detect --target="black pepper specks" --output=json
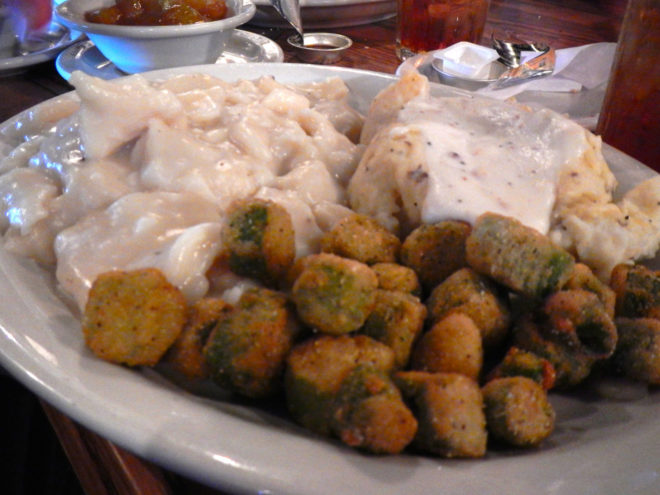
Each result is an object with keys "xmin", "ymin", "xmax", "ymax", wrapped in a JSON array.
[
  {"xmin": 407, "ymin": 166, "xmax": 428, "ymax": 184},
  {"xmin": 448, "ymin": 151, "xmax": 466, "ymax": 166}
]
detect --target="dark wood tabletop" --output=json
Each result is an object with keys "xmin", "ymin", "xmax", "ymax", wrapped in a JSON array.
[{"xmin": 1, "ymin": 1, "xmax": 631, "ymax": 494}]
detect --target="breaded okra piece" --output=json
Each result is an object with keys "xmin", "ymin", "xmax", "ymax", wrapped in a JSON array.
[
  {"xmin": 482, "ymin": 376, "xmax": 555, "ymax": 448},
  {"xmin": 426, "ymin": 267, "xmax": 511, "ymax": 350},
  {"xmin": 359, "ymin": 289, "xmax": 427, "ymax": 369},
  {"xmin": 610, "ymin": 263, "xmax": 660, "ymax": 320},
  {"xmin": 613, "ymin": 318, "xmax": 660, "ymax": 385},
  {"xmin": 166, "ymin": 297, "xmax": 233, "ymax": 380},
  {"xmin": 222, "ymin": 198, "xmax": 295, "ymax": 285},
  {"xmin": 371, "ymin": 262, "xmax": 422, "ymax": 297},
  {"xmin": 466, "ymin": 213, "xmax": 575, "ymax": 299},
  {"xmin": 400, "ymin": 220, "xmax": 471, "ymax": 292},
  {"xmin": 292, "ymin": 253, "xmax": 378, "ymax": 334},
  {"xmin": 320, "ymin": 213, "xmax": 401, "ymax": 264},
  {"xmin": 82, "ymin": 268, "xmax": 187, "ymax": 367},
  {"xmin": 394, "ymin": 371, "xmax": 487, "ymax": 458},
  {"xmin": 285, "ymin": 334, "xmax": 396, "ymax": 435},
  {"xmin": 203, "ymin": 288, "xmax": 298, "ymax": 398},
  {"xmin": 410, "ymin": 313, "xmax": 483, "ymax": 381},
  {"xmin": 331, "ymin": 365, "xmax": 417, "ymax": 454},
  {"xmin": 563, "ymin": 263, "xmax": 616, "ymax": 318},
  {"xmin": 512, "ymin": 312, "xmax": 595, "ymax": 389},
  {"xmin": 543, "ymin": 289, "xmax": 618, "ymax": 360},
  {"xmin": 487, "ymin": 346, "xmax": 556, "ymax": 390}
]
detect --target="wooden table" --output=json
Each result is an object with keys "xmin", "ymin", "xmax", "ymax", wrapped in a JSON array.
[{"xmin": 1, "ymin": 1, "xmax": 629, "ymax": 493}]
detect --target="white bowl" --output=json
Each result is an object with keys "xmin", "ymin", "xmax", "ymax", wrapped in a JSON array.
[{"xmin": 55, "ymin": 0, "xmax": 256, "ymax": 74}]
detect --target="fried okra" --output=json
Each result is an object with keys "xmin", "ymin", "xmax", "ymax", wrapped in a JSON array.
[
  {"xmin": 613, "ymin": 318, "xmax": 660, "ymax": 385},
  {"xmin": 166, "ymin": 297, "xmax": 232, "ymax": 380},
  {"xmin": 222, "ymin": 198, "xmax": 295, "ymax": 285},
  {"xmin": 410, "ymin": 313, "xmax": 483, "ymax": 381},
  {"xmin": 400, "ymin": 221, "xmax": 471, "ymax": 292},
  {"xmin": 542, "ymin": 289, "xmax": 618, "ymax": 361},
  {"xmin": 371, "ymin": 262, "xmax": 422, "ymax": 297},
  {"xmin": 203, "ymin": 288, "xmax": 298, "ymax": 398},
  {"xmin": 394, "ymin": 371, "xmax": 487, "ymax": 458},
  {"xmin": 466, "ymin": 213, "xmax": 575, "ymax": 299},
  {"xmin": 512, "ymin": 288, "xmax": 617, "ymax": 389},
  {"xmin": 482, "ymin": 376, "xmax": 555, "ymax": 448},
  {"xmin": 487, "ymin": 346, "xmax": 556, "ymax": 390},
  {"xmin": 610, "ymin": 263, "xmax": 660, "ymax": 320},
  {"xmin": 563, "ymin": 263, "xmax": 616, "ymax": 318},
  {"xmin": 426, "ymin": 267, "xmax": 511, "ymax": 350},
  {"xmin": 320, "ymin": 213, "xmax": 401, "ymax": 264},
  {"xmin": 331, "ymin": 365, "xmax": 417, "ymax": 454},
  {"xmin": 82, "ymin": 268, "xmax": 187, "ymax": 367},
  {"xmin": 285, "ymin": 334, "xmax": 396, "ymax": 435},
  {"xmin": 513, "ymin": 312, "xmax": 594, "ymax": 388},
  {"xmin": 291, "ymin": 253, "xmax": 378, "ymax": 334},
  {"xmin": 359, "ymin": 289, "xmax": 427, "ymax": 368}
]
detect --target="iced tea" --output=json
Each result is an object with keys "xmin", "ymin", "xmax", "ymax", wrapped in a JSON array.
[
  {"xmin": 396, "ymin": 0, "xmax": 490, "ymax": 60},
  {"xmin": 596, "ymin": 0, "xmax": 660, "ymax": 170}
]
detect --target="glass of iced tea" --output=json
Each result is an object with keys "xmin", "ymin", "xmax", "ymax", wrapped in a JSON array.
[
  {"xmin": 596, "ymin": 0, "xmax": 660, "ymax": 170},
  {"xmin": 396, "ymin": 0, "xmax": 490, "ymax": 61}
]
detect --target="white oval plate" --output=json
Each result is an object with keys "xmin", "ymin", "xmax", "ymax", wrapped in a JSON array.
[
  {"xmin": 251, "ymin": 0, "xmax": 395, "ymax": 28},
  {"xmin": 55, "ymin": 31, "xmax": 283, "ymax": 80},
  {"xmin": 0, "ymin": 64, "xmax": 659, "ymax": 495}
]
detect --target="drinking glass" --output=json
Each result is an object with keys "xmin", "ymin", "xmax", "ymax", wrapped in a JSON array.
[
  {"xmin": 396, "ymin": 0, "xmax": 490, "ymax": 61},
  {"xmin": 596, "ymin": 0, "xmax": 660, "ymax": 169}
]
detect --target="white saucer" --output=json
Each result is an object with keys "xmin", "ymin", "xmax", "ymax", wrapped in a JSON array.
[
  {"xmin": 0, "ymin": 18, "xmax": 83, "ymax": 75},
  {"xmin": 55, "ymin": 30, "xmax": 284, "ymax": 80}
]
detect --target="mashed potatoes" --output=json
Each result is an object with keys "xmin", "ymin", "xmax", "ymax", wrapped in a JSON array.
[{"xmin": 0, "ymin": 70, "xmax": 658, "ymax": 310}]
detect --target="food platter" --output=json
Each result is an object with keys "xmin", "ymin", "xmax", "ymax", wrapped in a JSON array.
[
  {"xmin": 250, "ymin": 0, "xmax": 396, "ymax": 28},
  {"xmin": 0, "ymin": 64, "xmax": 659, "ymax": 495}
]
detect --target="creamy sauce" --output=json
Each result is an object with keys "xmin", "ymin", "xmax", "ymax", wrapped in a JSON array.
[
  {"xmin": 349, "ymin": 93, "xmax": 596, "ymax": 235},
  {"xmin": 397, "ymin": 97, "xmax": 575, "ymax": 234},
  {"xmin": 400, "ymin": 129, "xmax": 554, "ymax": 234}
]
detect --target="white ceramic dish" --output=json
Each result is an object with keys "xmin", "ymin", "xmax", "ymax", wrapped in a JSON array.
[
  {"xmin": 54, "ymin": 0, "xmax": 256, "ymax": 73},
  {"xmin": 55, "ymin": 32, "xmax": 283, "ymax": 80},
  {"xmin": 0, "ymin": 17, "xmax": 83, "ymax": 75},
  {"xmin": 1, "ymin": 64, "xmax": 659, "ymax": 495},
  {"xmin": 251, "ymin": 0, "xmax": 395, "ymax": 28}
]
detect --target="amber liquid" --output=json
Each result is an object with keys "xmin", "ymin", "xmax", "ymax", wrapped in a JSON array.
[
  {"xmin": 596, "ymin": 0, "xmax": 660, "ymax": 170},
  {"xmin": 396, "ymin": 0, "xmax": 490, "ymax": 60}
]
